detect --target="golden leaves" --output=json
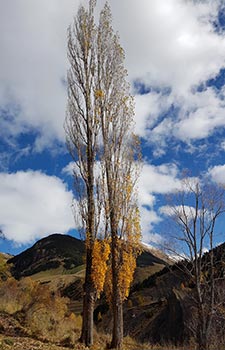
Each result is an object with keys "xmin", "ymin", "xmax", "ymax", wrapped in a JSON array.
[
  {"xmin": 118, "ymin": 251, "xmax": 136, "ymax": 300},
  {"xmin": 94, "ymin": 89, "xmax": 104, "ymax": 99},
  {"xmin": 91, "ymin": 239, "xmax": 110, "ymax": 297},
  {"xmin": 104, "ymin": 243, "xmax": 140, "ymax": 303}
]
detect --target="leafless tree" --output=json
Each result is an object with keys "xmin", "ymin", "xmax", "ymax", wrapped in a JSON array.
[{"xmin": 164, "ymin": 178, "xmax": 225, "ymax": 350}]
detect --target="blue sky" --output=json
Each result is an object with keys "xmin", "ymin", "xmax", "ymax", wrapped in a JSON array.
[{"xmin": 1, "ymin": 0, "xmax": 225, "ymax": 255}]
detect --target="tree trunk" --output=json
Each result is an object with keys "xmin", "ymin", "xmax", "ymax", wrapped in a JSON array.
[
  {"xmin": 111, "ymin": 293, "xmax": 123, "ymax": 349},
  {"xmin": 197, "ymin": 306, "xmax": 209, "ymax": 350},
  {"xmin": 80, "ymin": 247, "xmax": 95, "ymax": 347},
  {"xmin": 110, "ymin": 228, "xmax": 123, "ymax": 349},
  {"xmin": 79, "ymin": 120, "xmax": 96, "ymax": 346},
  {"xmin": 198, "ymin": 330, "xmax": 208, "ymax": 350}
]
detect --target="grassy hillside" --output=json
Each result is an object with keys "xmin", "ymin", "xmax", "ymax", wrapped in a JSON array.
[
  {"xmin": 1, "ymin": 235, "xmax": 225, "ymax": 349},
  {"xmin": 8, "ymin": 234, "xmax": 85, "ymax": 278},
  {"xmin": 0, "ymin": 253, "xmax": 12, "ymax": 281},
  {"xmin": 7, "ymin": 234, "xmax": 168, "ymax": 288}
]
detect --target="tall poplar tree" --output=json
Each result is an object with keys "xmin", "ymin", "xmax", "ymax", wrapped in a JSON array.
[
  {"xmin": 65, "ymin": 1, "xmax": 141, "ymax": 348},
  {"xmin": 95, "ymin": 5, "xmax": 141, "ymax": 348},
  {"xmin": 65, "ymin": 1, "xmax": 99, "ymax": 346}
]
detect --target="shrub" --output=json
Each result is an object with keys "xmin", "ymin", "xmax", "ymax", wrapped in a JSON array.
[{"xmin": 0, "ymin": 276, "xmax": 80, "ymax": 344}]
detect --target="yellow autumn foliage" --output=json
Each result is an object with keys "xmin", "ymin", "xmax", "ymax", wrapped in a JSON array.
[
  {"xmin": 92, "ymin": 240, "xmax": 110, "ymax": 297},
  {"xmin": 125, "ymin": 206, "xmax": 142, "ymax": 251},
  {"xmin": 104, "ymin": 204, "xmax": 141, "ymax": 304},
  {"xmin": 95, "ymin": 89, "xmax": 104, "ymax": 99},
  {"xmin": 118, "ymin": 251, "xmax": 136, "ymax": 300}
]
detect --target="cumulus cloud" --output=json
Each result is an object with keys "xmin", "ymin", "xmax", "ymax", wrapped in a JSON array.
[
  {"xmin": 107, "ymin": 0, "xmax": 225, "ymax": 148},
  {"xmin": 1, "ymin": 0, "xmax": 225, "ymax": 152},
  {"xmin": 144, "ymin": 86, "xmax": 225, "ymax": 149},
  {"xmin": 160, "ymin": 204, "xmax": 197, "ymax": 220},
  {"xmin": 110, "ymin": 0, "xmax": 225, "ymax": 92},
  {"xmin": 134, "ymin": 90, "xmax": 171, "ymax": 139},
  {"xmin": 139, "ymin": 206, "xmax": 163, "ymax": 244},
  {"xmin": 0, "ymin": 171, "xmax": 75, "ymax": 244},
  {"xmin": 174, "ymin": 87, "xmax": 225, "ymax": 141},
  {"xmin": 138, "ymin": 162, "xmax": 183, "ymax": 244},
  {"xmin": 62, "ymin": 161, "xmax": 76, "ymax": 176},
  {"xmin": 138, "ymin": 162, "xmax": 181, "ymax": 206},
  {"xmin": 62, "ymin": 160, "xmax": 102, "ymax": 179},
  {"xmin": 208, "ymin": 164, "xmax": 225, "ymax": 184},
  {"xmin": 0, "ymin": 0, "xmax": 79, "ymax": 151}
]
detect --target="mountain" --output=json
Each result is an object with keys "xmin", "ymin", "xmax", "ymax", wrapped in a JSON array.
[
  {"xmin": 8, "ymin": 233, "xmax": 85, "ymax": 278},
  {"xmin": 8, "ymin": 233, "xmax": 168, "ymax": 279},
  {"xmin": 136, "ymin": 249, "xmax": 167, "ymax": 267},
  {"xmin": 6, "ymin": 233, "xmax": 169, "ymax": 319}
]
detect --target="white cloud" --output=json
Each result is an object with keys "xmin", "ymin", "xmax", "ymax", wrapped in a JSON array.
[
  {"xmin": 138, "ymin": 162, "xmax": 181, "ymax": 207},
  {"xmin": 174, "ymin": 87, "xmax": 225, "ymax": 141},
  {"xmin": 140, "ymin": 206, "xmax": 162, "ymax": 244},
  {"xmin": 138, "ymin": 163, "xmax": 201, "ymax": 244},
  {"xmin": 62, "ymin": 161, "xmax": 76, "ymax": 176},
  {"xmin": 0, "ymin": 0, "xmax": 80, "ymax": 151},
  {"xmin": 138, "ymin": 162, "xmax": 183, "ymax": 244},
  {"xmin": 0, "ymin": 171, "xmax": 75, "ymax": 244},
  {"xmin": 160, "ymin": 204, "xmax": 197, "ymax": 220},
  {"xmin": 208, "ymin": 164, "xmax": 225, "ymax": 184},
  {"xmin": 62, "ymin": 160, "xmax": 102, "ymax": 179},
  {"xmin": 111, "ymin": 0, "xmax": 225, "ymax": 93},
  {"xmin": 144, "ymin": 86, "xmax": 225, "ymax": 147},
  {"xmin": 1, "ymin": 0, "xmax": 225, "ymax": 151},
  {"xmin": 108, "ymin": 0, "xmax": 225, "ymax": 147},
  {"xmin": 134, "ymin": 91, "xmax": 171, "ymax": 139}
]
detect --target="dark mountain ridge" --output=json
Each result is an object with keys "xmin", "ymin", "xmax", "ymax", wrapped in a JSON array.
[
  {"xmin": 7, "ymin": 233, "xmax": 167, "ymax": 279},
  {"xmin": 8, "ymin": 233, "xmax": 85, "ymax": 278}
]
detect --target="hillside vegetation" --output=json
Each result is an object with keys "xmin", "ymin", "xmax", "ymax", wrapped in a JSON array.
[
  {"xmin": 0, "ymin": 234, "xmax": 224, "ymax": 349},
  {"xmin": 8, "ymin": 234, "xmax": 85, "ymax": 278}
]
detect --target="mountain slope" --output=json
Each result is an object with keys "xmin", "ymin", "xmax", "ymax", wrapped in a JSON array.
[
  {"xmin": 8, "ymin": 234, "xmax": 169, "ymax": 279},
  {"xmin": 8, "ymin": 233, "xmax": 85, "ymax": 278},
  {"xmin": 96, "ymin": 242, "xmax": 225, "ymax": 346}
]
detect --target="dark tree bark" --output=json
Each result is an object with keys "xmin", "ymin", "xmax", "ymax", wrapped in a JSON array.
[
  {"xmin": 80, "ymin": 247, "xmax": 95, "ymax": 346},
  {"xmin": 110, "ymin": 235, "xmax": 123, "ymax": 349}
]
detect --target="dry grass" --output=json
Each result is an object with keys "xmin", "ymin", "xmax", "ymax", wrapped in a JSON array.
[
  {"xmin": 0, "ymin": 276, "xmax": 82, "ymax": 345},
  {"xmin": 0, "ymin": 333, "xmax": 223, "ymax": 350},
  {"xmin": 134, "ymin": 264, "xmax": 164, "ymax": 285},
  {"xmin": 0, "ymin": 269, "xmax": 222, "ymax": 350},
  {"xmin": 0, "ymin": 335, "xmax": 73, "ymax": 350},
  {"xmin": 29, "ymin": 265, "xmax": 85, "ymax": 292}
]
